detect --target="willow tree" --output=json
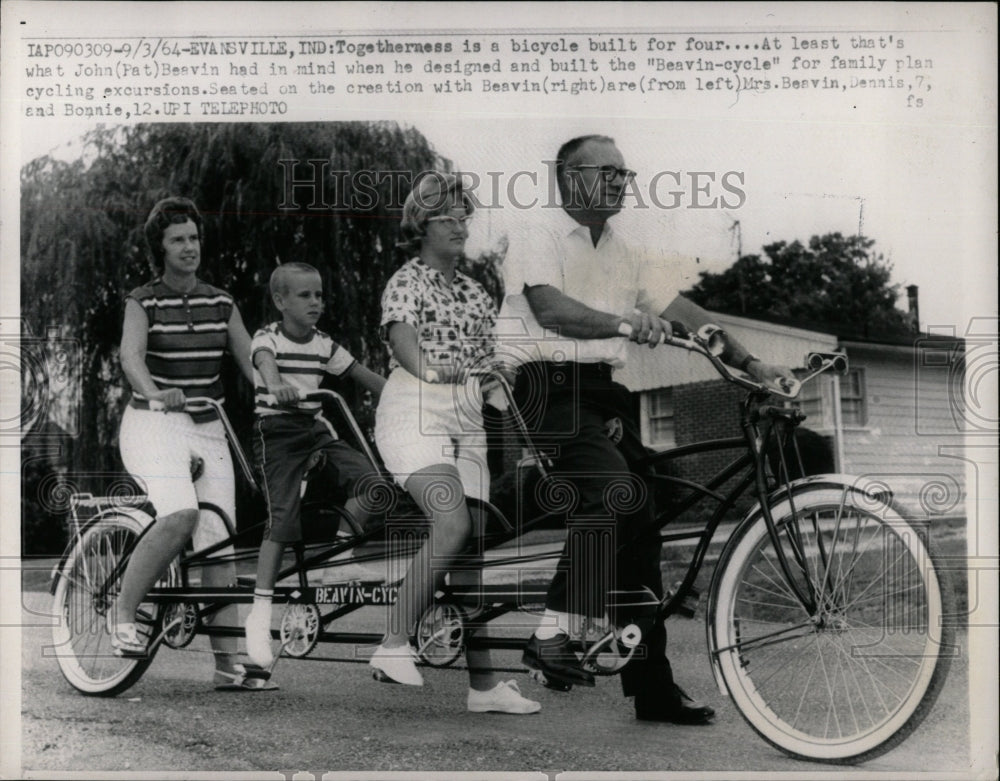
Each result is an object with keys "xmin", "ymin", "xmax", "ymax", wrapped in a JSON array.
[{"xmin": 21, "ymin": 122, "xmax": 447, "ymax": 551}]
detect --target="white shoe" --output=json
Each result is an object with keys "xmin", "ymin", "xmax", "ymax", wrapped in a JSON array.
[
  {"xmin": 468, "ymin": 680, "xmax": 541, "ymax": 714},
  {"xmin": 244, "ymin": 608, "xmax": 274, "ymax": 668},
  {"xmin": 369, "ymin": 643, "xmax": 424, "ymax": 686},
  {"xmin": 109, "ymin": 621, "xmax": 147, "ymax": 657}
]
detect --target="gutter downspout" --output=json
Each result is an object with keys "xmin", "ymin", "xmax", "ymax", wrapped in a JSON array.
[{"xmin": 831, "ymin": 373, "xmax": 845, "ymax": 473}]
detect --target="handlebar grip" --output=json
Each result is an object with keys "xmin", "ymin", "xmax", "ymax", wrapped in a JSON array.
[
  {"xmin": 617, "ymin": 321, "xmax": 669, "ymax": 344},
  {"xmin": 148, "ymin": 396, "xmax": 216, "ymax": 411},
  {"xmin": 259, "ymin": 388, "xmax": 310, "ymax": 405}
]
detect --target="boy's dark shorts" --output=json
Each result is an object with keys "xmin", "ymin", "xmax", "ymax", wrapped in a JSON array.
[{"xmin": 253, "ymin": 413, "xmax": 378, "ymax": 543}]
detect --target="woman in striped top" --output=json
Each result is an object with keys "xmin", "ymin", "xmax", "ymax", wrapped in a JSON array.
[{"xmin": 111, "ymin": 197, "xmax": 261, "ymax": 689}]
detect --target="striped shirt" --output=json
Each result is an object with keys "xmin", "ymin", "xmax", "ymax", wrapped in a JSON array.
[
  {"xmin": 126, "ymin": 278, "xmax": 233, "ymax": 423},
  {"xmin": 251, "ymin": 322, "xmax": 357, "ymax": 417}
]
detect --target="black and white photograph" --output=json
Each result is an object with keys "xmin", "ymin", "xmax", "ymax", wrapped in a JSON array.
[{"xmin": 2, "ymin": 2, "xmax": 996, "ymax": 778}]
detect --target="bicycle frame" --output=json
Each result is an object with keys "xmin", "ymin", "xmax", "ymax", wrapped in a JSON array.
[{"xmin": 57, "ymin": 340, "xmax": 847, "ymax": 662}]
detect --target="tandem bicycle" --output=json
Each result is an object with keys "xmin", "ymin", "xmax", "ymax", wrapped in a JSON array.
[{"xmin": 49, "ymin": 325, "xmax": 954, "ymax": 763}]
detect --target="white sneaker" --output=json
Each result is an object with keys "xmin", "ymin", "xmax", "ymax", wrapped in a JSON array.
[
  {"xmin": 468, "ymin": 680, "xmax": 541, "ymax": 714},
  {"xmin": 109, "ymin": 621, "xmax": 147, "ymax": 657},
  {"xmin": 369, "ymin": 643, "xmax": 424, "ymax": 686},
  {"xmin": 244, "ymin": 608, "xmax": 274, "ymax": 668}
]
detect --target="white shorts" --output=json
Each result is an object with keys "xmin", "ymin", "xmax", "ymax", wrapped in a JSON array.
[
  {"xmin": 374, "ymin": 368, "xmax": 490, "ymax": 500},
  {"xmin": 119, "ymin": 405, "xmax": 235, "ymax": 553}
]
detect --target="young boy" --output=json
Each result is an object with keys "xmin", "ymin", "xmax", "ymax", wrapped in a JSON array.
[{"xmin": 245, "ymin": 262, "xmax": 386, "ymax": 668}]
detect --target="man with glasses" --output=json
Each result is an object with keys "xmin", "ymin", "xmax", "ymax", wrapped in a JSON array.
[{"xmin": 498, "ymin": 134, "xmax": 789, "ymax": 724}]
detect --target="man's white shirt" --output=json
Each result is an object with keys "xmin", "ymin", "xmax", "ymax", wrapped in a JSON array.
[{"xmin": 497, "ymin": 207, "xmax": 687, "ymax": 368}]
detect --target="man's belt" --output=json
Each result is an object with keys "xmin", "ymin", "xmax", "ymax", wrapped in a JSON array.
[{"xmin": 522, "ymin": 360, "xmax": 615, "ymax": 386}]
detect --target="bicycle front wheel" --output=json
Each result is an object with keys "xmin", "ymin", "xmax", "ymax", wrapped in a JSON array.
[
  {"xmin": 709, "ymin": 486, "xmax": 953, "ymax": 763},
  {"xmin": 51, "ymin": 511, "xmax": 174, "ymax": 696}
]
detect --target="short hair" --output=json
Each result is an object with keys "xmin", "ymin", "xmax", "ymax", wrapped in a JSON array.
[
  {"xmin": 397, "ymin": 172, "xmax": 475, "ymax": 252},
  {"xmin": 270, "ymin": 262, "xmax": 321, "ymax": 298},
  {"xmin": 144, "ymin": 197, "xmax": 204, "ymax": 273},
  {"xmin": 555, "ymin": 134, "xmax": 615, "ymax": 200}
]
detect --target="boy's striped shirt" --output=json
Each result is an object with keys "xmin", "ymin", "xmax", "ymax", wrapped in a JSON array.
[
  {"xmin": 251, "ymin": 322, "xmax": 356, "ymax": 417},
  {"xmin": 126, "ymin": 278, "xmax": 233, "ymax": 422}
]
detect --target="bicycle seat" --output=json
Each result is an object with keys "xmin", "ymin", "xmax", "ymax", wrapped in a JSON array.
[{"xmin": 73, "ymin": 493, "xmax": 156, "ymax": 518}]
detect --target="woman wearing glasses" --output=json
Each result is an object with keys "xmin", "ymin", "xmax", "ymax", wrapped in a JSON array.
[{"xmin": 369, "ymin": 173, "xmax": 539, "ymax": 714}]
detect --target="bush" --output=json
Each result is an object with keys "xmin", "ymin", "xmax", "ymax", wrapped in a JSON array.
[{"xmin": 768, "ymin": 427, "xmax": 835, "ymax": 479}]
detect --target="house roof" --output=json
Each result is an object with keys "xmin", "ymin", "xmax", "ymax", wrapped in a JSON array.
[
  {"xmin": 709, "ymin": 311, "xmax": 967, "ymax": 350},
  {"xmin": 616, "ymin": 311, "xmax": 838, "ymax": 392}
]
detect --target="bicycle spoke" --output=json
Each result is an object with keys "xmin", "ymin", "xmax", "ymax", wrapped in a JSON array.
[
  {"xmin": 816, "ymin": 490, "xmax": 850, "ymax": 609},
  {"xmin": 836, "ymin": 635, "xmax": 878, "ymax": 729},
  {"xmin": 830, "ymin": 630, "xmax": 900, "ymax": 722},
  {"xmin": 827, "ymin": 524, "xmax": 880, "ymax": 600},
  {"xmin": 750, "ymin": 556, "xmax": 805, "ymax": 605},
  {"xmin": 788, "ymin": 635, "xmax": 823, "ymax": 730},
  {"xmin": 833, "ymin": 536, "xmax": 907, "ymax": 609},
  {"xmin": 749, "ymin": 631, "xmax": 819, "ymax": 697},
  {"xmin": 716, "ymin": 618, "xmax": 817, "ymax": 654},
  {"xmin": 832, "ymin": 638, "xmax": 861, "ymax": 736}
]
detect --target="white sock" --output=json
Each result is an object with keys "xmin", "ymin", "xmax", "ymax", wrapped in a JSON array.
[
  {"xmin": 251, "ymin": 589, "xmax": 273, "ymax": 619},
  {"xmin": 534, "ymin": 609, "xmax": 573, "ymax": 639}
]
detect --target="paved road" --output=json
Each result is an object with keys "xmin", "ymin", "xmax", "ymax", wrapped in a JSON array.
[{"xmin": 18, "ymin": 588, "xmax": 973, "ymax": 775}]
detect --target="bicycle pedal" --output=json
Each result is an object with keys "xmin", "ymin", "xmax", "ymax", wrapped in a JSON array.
[
  {"xmin": 111, "ymin": 646, "xmax": 148, "ymax": 659},
  {"xmin": 583, "ymin": 625, "xmax": 640, "ymax": 674},
  {"xmin": 528, "ymin": 668, "xmax": 572, "ymax": 692},
  {"xmin": 677, "ymin": 586, "xmax": 701, "ymax": 618},
  {"xmin": 242, "ymin": 663, "xmax": 272, "ymax": 681}
]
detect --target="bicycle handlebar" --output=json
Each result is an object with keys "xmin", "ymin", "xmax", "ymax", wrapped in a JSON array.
[
  {"xmin": 257, "ymin": 388, "xmax": 381, "ymax": 470},
  {"xmin": 147, "ymin": 396, "xmax": 219, "ymax": 412},
  {"xmin": 258, "ymin": 387, "xmax": 326, "ymax": 405},
  {"xmin": 145, "ymin": 389, "xmax": 376, "ymax": 487},
  {"xmin": 616, "ymin": 321, "xmax": 805, "ymax": 400},
  {"xmin": 145, "ymin": 396, "xmax": 257, "ymax": 487}
]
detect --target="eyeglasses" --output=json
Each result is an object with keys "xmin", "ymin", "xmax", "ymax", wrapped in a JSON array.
[
  {"xmin": 565, "ymin": 165, "xmax": 637, "ymax": 182},
  {"xmin": 426, "ymin": 215, "xmax": 473, "ymax": 228}
]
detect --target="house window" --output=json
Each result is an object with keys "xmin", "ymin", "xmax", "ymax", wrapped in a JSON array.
[
  {"xmin": 793, "ymin": 378, "xmax": 825, "ymax": 423},
  {"xmin": 840, "ymin": 368, "xmax": 867, "ymax": 426},
  {"xmin": 644, "ymin": 388, "xmax": 676, "ymax": 448},
  {"xmin": 789, "ymin": 368, "xmax": 867, "ymax": 428}
]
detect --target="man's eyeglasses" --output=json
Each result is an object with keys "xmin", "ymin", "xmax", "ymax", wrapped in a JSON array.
[
  {"xmin": 426, "ymin": 214, "xmax": 473, "ymax": 228},
  {"xmin": 565, "ymin": 165, "xmax": 637, "ymax": 182}
]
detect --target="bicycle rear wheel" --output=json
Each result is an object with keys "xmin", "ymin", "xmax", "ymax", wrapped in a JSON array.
[
  {"xmin": 51, "ymin": 511, "xmax": 175, "ymax": 696},
  {"xmin": 709, "ymin": 486, "xmax": 953, "ymax": 763}
]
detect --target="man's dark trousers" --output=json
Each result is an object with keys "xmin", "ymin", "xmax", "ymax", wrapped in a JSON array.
[{"xmin": 514, "ymin": 360, "xmax": 677, "ymax": 699}]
